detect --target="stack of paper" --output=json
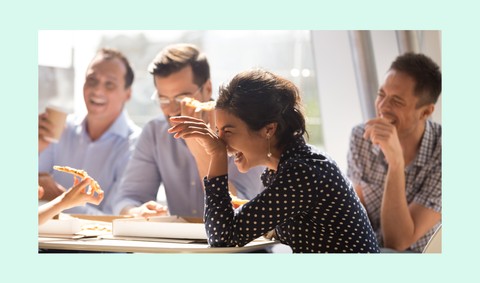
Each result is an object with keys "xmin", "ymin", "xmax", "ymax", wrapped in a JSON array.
[{"xmin": 112, "ymin": 216, "xmax": 207, "ymax": 240}]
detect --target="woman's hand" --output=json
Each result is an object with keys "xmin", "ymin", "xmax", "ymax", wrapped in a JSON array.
[
  {"xmin": 168, "ymin": 116, "xmax": 226, "ymax": 156},
  {"xmin": 61, "ymin": 177, "xmax": 104, "ymax": 209},
  {"xmin": 168, "ymin": 116, "xmax": 228, "ymax": 179},
  {"xmin": 38, "ymin": 177, "xmax": 104, "ymax": 225}
]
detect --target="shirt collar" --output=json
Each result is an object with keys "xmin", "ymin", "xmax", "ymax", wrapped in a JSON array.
[
  {"xmin": 78, "ymin": 110, "xmax": 131, "ymax": 140},
  {"xmin": 261, "ymin": 136, "xmax": 307, "ymax": 186},
  {"xmin": 278, "ymin": 136, "xmax": 308, "ymax": 164},
  {"xmin": 370, "ymin": 120, "xmax": 435, "ymax": 167},
  {"xmin": 412, "ymin": 120, "xmax": 435, "ymax": 167},
  {"xmin": 108, "ymin": 110, "xmax": 132, "ymax": 138}
]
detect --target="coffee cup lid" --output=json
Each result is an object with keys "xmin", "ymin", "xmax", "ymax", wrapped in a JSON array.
[{"xmin": 46, "ymin": 104, "xmax": 70, "ymax": 114}]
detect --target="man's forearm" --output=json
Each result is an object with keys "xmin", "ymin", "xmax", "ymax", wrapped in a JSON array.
[{"xmin": 380, "ymin": 163, "xmax": 415, "ymax": 250}]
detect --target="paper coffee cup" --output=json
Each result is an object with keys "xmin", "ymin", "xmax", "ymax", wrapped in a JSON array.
[{"xmin": 44, "ymin": 105, "xmax": 68, "ymax": 143}]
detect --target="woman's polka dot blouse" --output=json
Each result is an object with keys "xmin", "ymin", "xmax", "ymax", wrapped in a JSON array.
[{"xmin": 203, "ymin": 137, "xmax": 380, "ymax": 253}]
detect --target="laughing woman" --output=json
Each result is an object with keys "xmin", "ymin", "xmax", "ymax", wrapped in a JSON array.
[{"xmin": 168, "ymin": 69, "xmax": 379, "ymax": 253}]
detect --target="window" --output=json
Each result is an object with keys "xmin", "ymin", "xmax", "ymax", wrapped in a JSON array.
[{"xmin": 38, "ymin": 30, "xmax": 324, "ymax": 148}]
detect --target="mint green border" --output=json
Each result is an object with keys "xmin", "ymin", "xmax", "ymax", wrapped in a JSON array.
[{"xmin": 1, "ymin": 1, "xmax": 478, "ymax": 282}]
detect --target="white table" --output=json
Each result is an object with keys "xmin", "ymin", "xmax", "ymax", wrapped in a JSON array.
[{"xmin": 38, "ymin": 236, "xmax": 278, "ymax": 253}]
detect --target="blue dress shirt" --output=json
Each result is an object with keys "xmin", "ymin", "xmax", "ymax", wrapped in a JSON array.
[
  {"xmin": 113, "ymin": 116, "xmax": 265, "ymax": 217},
  {"xmin": 39, "ymin": 110, "xmax": 141, "ymax": 215}
]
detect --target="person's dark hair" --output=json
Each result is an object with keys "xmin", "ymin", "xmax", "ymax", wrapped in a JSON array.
[
  {"xmin": 216, "ymin": 69, "xmax": 307, "ymax": 148},
  {"xmin": 148, "ymin": 43, "xmax": 210, "ymax": 87},
  {"xmin": 96, "ymin": 48, "xmax": 134, "ymax": 89},
  {"xmin": 390, "ymin": 52, "xmax": 442, "ymax": 107}
]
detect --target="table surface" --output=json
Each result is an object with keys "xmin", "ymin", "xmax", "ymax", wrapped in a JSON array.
[
  {"xmin": 38, "ymin": 235, "xmax": 278, "ymax": 253},
  {"xmin": 39, "ymin": 214, "xmax": 279, "ymax": 253}
]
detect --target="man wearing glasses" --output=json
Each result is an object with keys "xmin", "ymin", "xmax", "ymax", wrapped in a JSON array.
[{"xmin": 113, "ymin": 44, "xmax": 264, "ymax": 218}]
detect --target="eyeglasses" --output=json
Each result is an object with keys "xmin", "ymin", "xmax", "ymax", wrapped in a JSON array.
[{"xmin": 151, "ymin": 84, "xmax": 204, "ymax": 107}]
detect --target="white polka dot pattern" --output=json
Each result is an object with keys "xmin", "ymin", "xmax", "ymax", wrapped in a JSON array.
[{"xmin": 204, "ymin": 137, "xmax": 380, "ymax": 253}]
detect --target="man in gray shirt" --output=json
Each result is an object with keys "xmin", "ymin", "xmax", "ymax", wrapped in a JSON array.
[{"xmin": 114, "ymin": 44, "xmax": 264, "ymax": 218}]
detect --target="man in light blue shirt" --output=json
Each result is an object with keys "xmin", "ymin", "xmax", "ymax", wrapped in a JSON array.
[
  {"xmin": 39, "ymin": 48, "xmax": 141, "ymax": 215},
  {"xmin": 114, "ymin": 44, "xmax": 264, "ymax": 218}
]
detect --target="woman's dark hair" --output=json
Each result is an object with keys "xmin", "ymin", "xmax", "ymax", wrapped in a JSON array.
[{"xmin": 216, "ymin": 69, "xmax": 307, "ymax": 148}]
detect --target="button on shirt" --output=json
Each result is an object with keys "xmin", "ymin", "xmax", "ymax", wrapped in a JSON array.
[
  {"xmin": 39, "ymin": 111, "xmax": 141, "ymax": 215},
  {"xmin": 113, "ymin": 116, "xmax": 264, "ymax": 218},
  {"xmin": 204, "ymin": 137, "xmax": 380, "ymax": 253},
  {"xmin": 347, "ymin": 120, "xmax": 442, "ymax": 252}
]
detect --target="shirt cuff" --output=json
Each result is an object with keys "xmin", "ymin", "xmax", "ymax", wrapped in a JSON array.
[
  {"xmin": 203, "ymin": 175, "xmax": 228, "ymax": 189},
  {"xmin": 203, "ymin": 175, "xmax": 230, "ymax": 203}
]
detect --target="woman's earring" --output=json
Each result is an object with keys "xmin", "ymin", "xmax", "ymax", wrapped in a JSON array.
[{"xmin": 267, "ymin": 134, "xmax": 272, "ymax": 158}]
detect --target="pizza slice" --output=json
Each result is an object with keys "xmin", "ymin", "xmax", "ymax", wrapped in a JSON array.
[{"xmin": 53, "ymin": 165, "xmax": 103, "ymax": 194}]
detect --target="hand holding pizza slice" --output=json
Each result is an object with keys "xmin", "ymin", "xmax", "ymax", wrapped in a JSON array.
[
  {"xmin": 53, "ymin": 165, "xmax": 103, "ymax": 195},
  {"xmin": 180, "ymin": 97, "xmax": 216, "ymax": 130}
]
